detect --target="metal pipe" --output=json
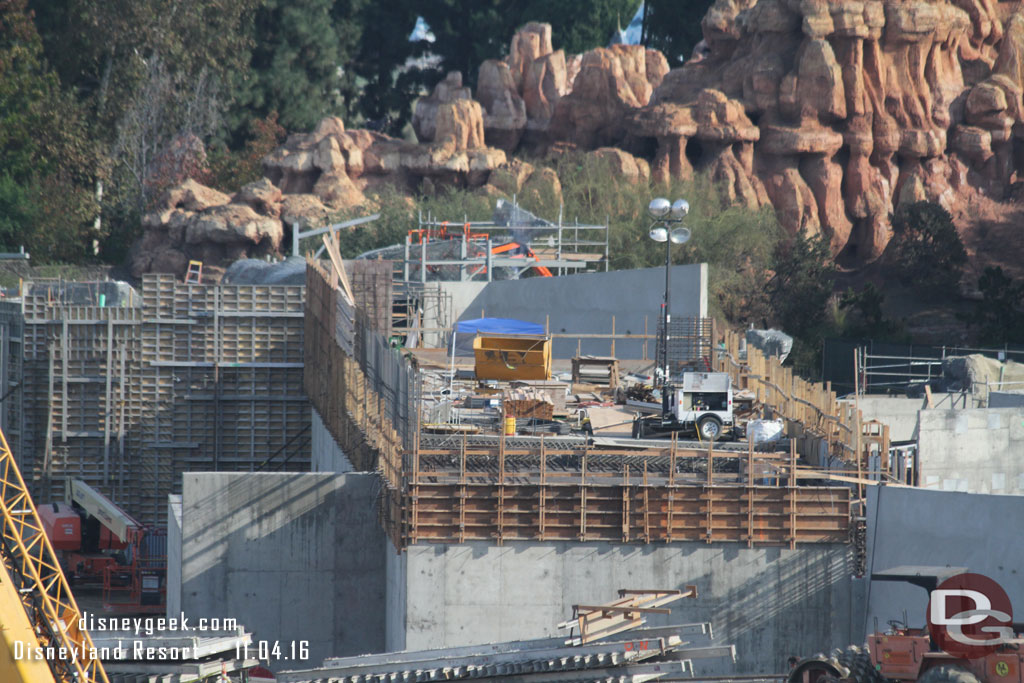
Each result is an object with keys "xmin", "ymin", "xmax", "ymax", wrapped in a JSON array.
[{"xmin": 663, "ymin": 237, "xmax": 671, "ymax": 412}]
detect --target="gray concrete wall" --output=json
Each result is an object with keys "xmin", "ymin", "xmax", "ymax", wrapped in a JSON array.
[
  {"xmin": 990, "ymin": 391, "xmax": 1024, "ymax": 408},
  {"xmin": 396, "ymin": 542, "xmax": 857, "ymax": 675},
  {"xmin": 444, "ymin": 264, "xmax": 708, "ymax": 358},
  {"xmin": 166, "ymin": 494, "xmax": 182, "ymax": 619},
  {"xmin": 917, "ymin": 407, "xmax": 1024, "ymax": 493},
  {"xmin": 385, "ymin": 546, "xmax": 407, "ymax": 652},
  {"xmin": 865, "ymin": 486, "xmax": 1024, "ymax": 636},
  {"xmin": 311, "ymin": 409, "xmax": 353, "ymax": 473},
  {"xmin": 180, "ymin": 473, "xmax": 387, "ymax": 671},
  {"xmin": 841, "ymin": 396, "xmax": 924, "ymax": 442}
]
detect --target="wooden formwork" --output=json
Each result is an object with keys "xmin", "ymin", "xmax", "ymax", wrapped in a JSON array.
[
  {"xmin": 18, "ymin": 275, "xmax": 310, "ymax": 527},
  {"xmin": 305, "ymin": 261, "xmax": 408, "ymax": 483},
  {"xmin": 713, "ymin": 327, "xmax": 889, "ymax": 504},
  {"xmin": 304, "ymin": 260, "xmax": 854, "ymax": 550},
  {"xmin": 407, "ymin": 482, "xmax": 849, "ymax": 545}
]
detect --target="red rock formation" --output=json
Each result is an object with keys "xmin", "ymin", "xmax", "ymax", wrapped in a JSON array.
[{"xmin": 620, "ymin": 1, "xmax": 1024, "ymax": 261}]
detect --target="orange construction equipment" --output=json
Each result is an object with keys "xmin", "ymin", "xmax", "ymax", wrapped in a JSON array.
[
  {"xmin": 0, "ymin": 426, "xmax": 109, "ymax": 682},
  {"xmin": 407, "ymin": 222, "xmax": 488, "ymax": 245},
  {"xmin": 488, "ymin": 241, "xmax": 553, "ymax": 277},
  {"xmin": 789, "ymin": 566, "xmax": 1024, "ymax": 683},
  {"xmin": 39, "ymin": 479, "xmax": 165, "ymax": 613}
]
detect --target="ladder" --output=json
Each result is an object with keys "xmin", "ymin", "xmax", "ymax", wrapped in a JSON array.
[
  {"xmin": 0, "ymin": 425, "xmax": 109, "ymax": 682},
  {"xmin": 184, "ymin": 260, "xmax": 203, "ymax": 284}
]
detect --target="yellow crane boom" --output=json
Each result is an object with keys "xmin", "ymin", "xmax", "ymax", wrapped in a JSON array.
[{"xmin": 0, "ymin": 426, "xmax": 108, "ymax": 682}]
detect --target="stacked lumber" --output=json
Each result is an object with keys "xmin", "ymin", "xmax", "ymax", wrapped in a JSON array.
[{"xmin": 502, "ymin": 386, "xmax": 554, "ymax": 420}]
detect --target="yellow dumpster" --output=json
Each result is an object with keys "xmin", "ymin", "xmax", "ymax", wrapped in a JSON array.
[{"xmin": 473, "ymin": 335, "xmax": 551, "ymax": 381}]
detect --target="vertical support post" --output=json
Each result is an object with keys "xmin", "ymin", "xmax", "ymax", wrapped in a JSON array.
[
  {"xmin": 611, "ymin": 315, "xmax": 616, "ymax": 358},
  {"xmin": 539, "ymin": 436, "xmax": 546, "ymax": 539},
  {"xmin": 118, "ymin": 344, "xmax": 127, "ymax": 500},
  {"xmin": 557, "ymin": 206, "xmax": 563, "ymax": 277},
  {"xmin": 497, "ymin": 427, "xmax": 505, "ymax": 545},
  {"xmin": 459, "ymin": 230, "xmax": 467, "ymax": 282},
  {"xmin": 642, "ymin": 460, "xmax": 650, "ymax": 542},
  {"xmin": 485, "ymin": 238, "xmax": 493, "ymax": 282},
  {"xmin": 420, "ymin": 236, "xmax": 427, "ymax": 284},
  {"xmin": 663, "ymin": 239, "xmax": 671, "ymax": 397},
  {"xmin": 214, "ymin": 285, "xmax": 221, "ymax": 471},
  {"xmin": 292, "ymin": 221, "xmax": 300, "ymax": 256},
  {"xmin": 404, "ymin": 234, "xmax": 410, "ymax": 284},
  {"xmin": 43, "ymin": 342, "xmax": 55, "ymax": 487},
  {"xmin": 103, "ymin": 317, "xmax": 113, "ymax": 485},
  {"xmin": 604, "ymin": 219, "xmax": 609, "ymax": 272},
  {"xmin": 579, "ymin": 446, "xmax": 588, "ymax": 541},
  {"xmin": 459, "ymin": 431, "xmax": 466, "ymax": 544},
  {"xmin": 61, "ymin": 318, "xmax": 68, "ymax": 442},
  {"xmin": 643, "ymin": 316, "xmax": 648, "ymax": 362},
  {"xmin": 789, "ymin": 438, "xmax": 797, "ymax": 549},
  {"xmin": 705, "ymin": 439, "xmax": 713, "ymax": 543},
  {"xmin": 747, "ymin": 434, "xmax": 754, "ymax": 547},
  {"xmin": 622, "ymin": 462, "xmax": 630, "ymax": 543}
]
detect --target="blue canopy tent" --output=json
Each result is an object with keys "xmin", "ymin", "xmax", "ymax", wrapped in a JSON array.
[{"xmin": 455, "ymin": 318, "xmax": 544, "ymax": 336}]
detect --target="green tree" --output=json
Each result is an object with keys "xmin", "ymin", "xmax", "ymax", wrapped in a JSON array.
[
  {"xmin": 888, "ymin": 201, "xmax": 967, "ymax": 296},
  {"xmin": 30, "ymin": 0, "xmax": 259, "ymax": 256},
  {"xmin": 417, "ymin": 1, "xmax": 510, "ymax": 89},
  {"xmin": 767, "ymin": 230, "xmax": 837, "ymax": 376},
  {"xmin": 641, "ymin": 0, "xmax": 714, "ymax": 66},
  {"xmin": 962, "ymin": 267, "xmax": 1024, "ymax": 346},
  {"xmin": 520, "ymin": 0, "xmax": 641, "ymax": 55},
  {"xmin": 0, "ymin": 0, "xmax": 101, "ymax": 262},
  {"xmin": 229, "ymin": 0, "xmax": 343, "ymax": 138},
  {"xmin": 343, "ymin": 0, "xmax": 430, "ymax": 135},
  {"xmin": 420, "ymin": 0, "xmax": 643, "ymax": 90},
  {"xmin": 837, "ymin": 283, "xmax": 907, "ymax": 341}
]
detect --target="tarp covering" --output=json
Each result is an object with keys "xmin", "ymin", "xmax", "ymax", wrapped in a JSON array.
[
  {"xmin": 222, "ymin": 257, "xmax": 306, "ymax": 285},
  {"xmin": 452, "ymin": 317, "xmax": 544, "ymax": 357},
  {"xmin": 455, "ymin": 318, "xmax": 544, "ymax": 336}
]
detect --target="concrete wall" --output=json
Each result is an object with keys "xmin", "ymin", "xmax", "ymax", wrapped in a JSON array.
[
  {"xmin": 311, "ymin": 409, "xmax": 353, "ymax": 473},
  {"xmin": 392, "ymin": 541, "xmax": 858, "ymax": 675},
  {"xmin": 865, "ymin": 486, "xmax": 1024, "ymax": 635},
  {"xmin": 180, "ymin": 473, "xmax": 387, "ymax": 671},
  {"xmin": 917, "ymin": 407, "xmax": 1024, "ymax": 494},
  {"xmin": 384, "ymin": 545, "xmax": 407, "ymax": 652},
  {"xmin": 841, "ymin": 396, "xmax": 924, "ymax": 442},
  {"xmin": 442, "ymin": 264, "xmax": 708, "ymax": 358},
  {"xmin": 166, "ymin": 494, "xmax": 182, "ymax": 618}
]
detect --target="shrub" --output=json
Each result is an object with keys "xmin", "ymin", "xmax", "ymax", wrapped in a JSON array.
[{"xmin": 889, "ymin": 201, "xmax": 967, "ymax": 295}]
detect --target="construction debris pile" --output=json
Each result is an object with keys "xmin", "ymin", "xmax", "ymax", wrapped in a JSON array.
[
  {"xmin": 90, "ymin": 626, "xmax": 261, "ymax": 683},
  {"xmin": 278, "ymin": 589, "xmax": 736, "ymax": 683}
]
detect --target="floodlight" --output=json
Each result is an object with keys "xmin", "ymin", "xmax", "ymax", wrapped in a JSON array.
[
  {"xmin": 670, "ymin": 199, "xmax": 690, "ymax": 220},
  {"xmin": 648, "ymin": 227, "xmax": 668, "ymax": 242},
  {"xmin": 648, "ymin": 197, "xmax": 671, "ymax": 219},
  {"xmin": 669, "ymin": 227, "xmax": 691, "ymax": 244}
]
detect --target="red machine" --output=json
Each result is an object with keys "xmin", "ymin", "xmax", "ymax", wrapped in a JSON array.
[
  {"xmin": 407, "ymin": 223, "xmax": 554, "ymax": 277},
  {"xmin": 38, "ymin": 479, "xmax": 165, "ymax": 612},
  {"xmin": 789, "ymin": 566, "xmax": 1024, "ymax": 683}
]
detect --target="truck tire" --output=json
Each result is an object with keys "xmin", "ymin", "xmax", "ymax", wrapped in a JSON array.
[
  {"xmin": 697, "ymin": 415, "xmax": 722, "ymax": 441},
  {"xmin": 918, "ymin": 665, "xmax": 980, "ymax": 683},
  {"xmin": 787, "ymin": 645, "xmax": 879, "ymax": 683}
]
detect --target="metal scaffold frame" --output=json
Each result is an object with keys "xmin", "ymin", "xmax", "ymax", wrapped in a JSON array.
[
  {"xmin": 16, "ymin": 275, "xmax": 310, "ymax": 527},
  {"xmin": 396, "ymin": 200, "xmax": 610, "ymax": 284}
]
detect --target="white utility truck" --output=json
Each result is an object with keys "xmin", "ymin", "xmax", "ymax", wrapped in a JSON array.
[{"xmin": 631, "ymin": 371, "xmax": 733, "ymax": 440}]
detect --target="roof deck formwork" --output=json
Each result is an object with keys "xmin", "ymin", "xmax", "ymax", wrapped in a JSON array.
[{"xmin": 304, "ymin": 260, "xmax": 853, "ymax": 550}]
